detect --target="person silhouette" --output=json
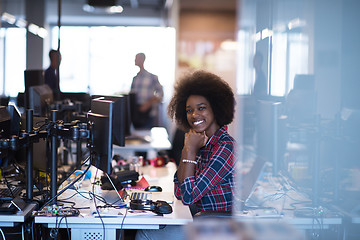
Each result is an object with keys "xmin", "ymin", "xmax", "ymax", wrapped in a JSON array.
[
  {"xmin": 130, "ymin": 53, "xmax": 163, "ymax": 129},
  {"xmin": 252, "ymin": 51, "xmax": 267, "ymax": 100},
  {"xmin": 44, "ymin": 49, "xmax": 61, "ymax": 100}
]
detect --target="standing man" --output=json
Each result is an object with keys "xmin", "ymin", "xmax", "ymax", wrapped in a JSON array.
[
  {"xmin": 44, "ymin": 49, "xmax": 61, "ymax": 100},
  {"xmin": 252, "ymin": 51, "xmax": 267, "ymax": 100},
  {"xmin": 131, "ymin": 53, "xmax": 163, "ymax": 129}
]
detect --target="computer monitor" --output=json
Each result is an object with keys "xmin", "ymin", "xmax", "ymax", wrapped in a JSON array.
[
  {"xmin": 24, "ymin": 70, "xmax": 45, "ymax": 109},
  {"xmin": 91, "ymin": 95, "xmax": 130, "ymax": 147},
  {"xmin": 0, "ymin": 106, "xmax": 11, "ymax": 139},
  {"xmin": 122, "ymin": 94, "xmax": 132, "ymax": 137},
  {"xmin": 0, "ymin": 106, "xmax": 11, "ymax": 167},
  {"xmin": 7, "ymin": 103, "xmax": 21, "ymax": 136},
  {"xmin": 256, "ymin": 100, "xmax": 287, "ymax": 174},
  {"xmin": 28, "ymin": 84, "xmax": 54, "ymax": 117},
  {"xmin": 61, "ymin": 92, "xmax": 91, "ymax": 112},
  {"xmin": 88, "ymin": 112, "xmax": 113, "ymax": 174}
]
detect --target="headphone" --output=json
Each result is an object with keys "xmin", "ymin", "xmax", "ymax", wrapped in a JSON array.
[
  {"xmin": 129, "ymin": 199, "xmax": 173, "ymax": 214},
  {"xmin": 148, "ymin": 150, "xmax": 172, "ymax": 167}
]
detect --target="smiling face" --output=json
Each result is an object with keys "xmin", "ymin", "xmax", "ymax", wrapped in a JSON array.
[{"xmin": 186, "ymin": 95, "xmax": 219, "ymax": 137}]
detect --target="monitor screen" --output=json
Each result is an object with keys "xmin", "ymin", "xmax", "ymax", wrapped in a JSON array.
[
  {"xmin": 88, "ymin": 112, "xmax": 113, "ymax": 174},
  {"xmin": 24, "ymin": 69, "xmax": 45, "ymax": 109},
  {"xmin": 0, "ymin": 106, "xmax": 11, "ymax": 167},
  {"xmin": 29, "ymin": 84, "xmax": 54, "ymax": 117},
  {"xmin": 91, "ymin": 95, "xmax": 130, "ymax": 147}
]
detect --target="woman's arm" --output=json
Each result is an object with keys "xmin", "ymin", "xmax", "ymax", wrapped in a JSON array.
[
  {"xmin": 177, "ymin": 141, "xmax": 235, "ymax": 205},
  {"xmin": 176, "ymin": 130, "xmax": 206, "ymax": 183}
]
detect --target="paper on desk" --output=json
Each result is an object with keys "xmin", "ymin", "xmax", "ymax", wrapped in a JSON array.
[
  {"xmin": 126, "ymin": 209, "xmax": 159, "ymax": 217},
  {"xmin": 92, "ymin": 208, "xmax": 158, "ymax": 218}
]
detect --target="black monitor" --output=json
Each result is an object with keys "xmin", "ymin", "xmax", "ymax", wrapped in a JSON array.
[
  {"xmin": 61, "ymin": 92, "xmax": 91, "ymax": 112},
  {"xmin": 122, "ymin": 94, "xmax": 132, "ymax": 137},
  {"xmin": 7, "ymin": 103, "xmax": 22, "ymax": 136},
  {"xmin": 0, "ymin": 106, "xmax": 11, "ymax": 167},
  {"xmin": 91, "ymin": 95, "xmax": 130, "ymax": 147},
  {"xmin": 29, "ymin": 84, "xmax": 54, "ymax": 117},
  {"xmin": 24, "ymin": 70, "xmax": 45, "ymax": 109},
  {"xmin": 0, "ymin": 106, "xmax": 11, "ymax": 139},
  {"xmin": 88, "ymin": 112, "xmax": 113, "ymax": 174}
]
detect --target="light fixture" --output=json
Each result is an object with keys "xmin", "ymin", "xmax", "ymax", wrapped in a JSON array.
[
  {"xmin": 28, "ymin": 23, "xmax": 48, "ymax": 39},
  {"xmin": 1, "ymin": 12, "xmax": 16, "ymax": 24},
  {"xmin": 28, "ymin": 23, "xmax": 40, "ymax": 35},
  {"xmin": 83, "ymin": 0, "xmax": 123, "ymax": 14},
  {"xmin": 15, "ymin": 18, "xmax": 28, "ymax": 28}
]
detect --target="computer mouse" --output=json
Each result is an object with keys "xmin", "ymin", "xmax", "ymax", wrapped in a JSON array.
[
  {"xmin": 153, "ymin": 200, "xmax": 173, "ymax": 214},
  {"xmin": 145, "ymin": 185, "xmax": 162, "ymax": 192}
]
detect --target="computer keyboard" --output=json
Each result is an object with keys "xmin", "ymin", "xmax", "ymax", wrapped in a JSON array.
[
  {"xmin": 0, "ymin": 186, "xmax": 23, "ymax": 201},
  {"xmin": 130, "ymin": 192, "xmax": 151, "ymax": 201}
]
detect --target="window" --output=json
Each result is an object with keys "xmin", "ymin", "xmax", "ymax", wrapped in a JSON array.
[
  {"xmin": 51, "ymin": 26, "xmax": 176, "ymax": 102},
  {"xmin": 0, "ymin": 28, "xmax": 26, "ymax": 97}
]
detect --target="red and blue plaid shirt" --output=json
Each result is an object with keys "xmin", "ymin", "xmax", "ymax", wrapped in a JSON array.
[{"xmin": 174, "ymin": 126, "xmax": 236, "ymax": 212}]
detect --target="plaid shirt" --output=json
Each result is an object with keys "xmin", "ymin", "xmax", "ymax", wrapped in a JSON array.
[
  {"xmin": 174, "ymin": 126, "xmax": 236, "ymax": 212},
  {"xmin": 131, "ymin": 70, "xmax": 163, "ymax": 105}
]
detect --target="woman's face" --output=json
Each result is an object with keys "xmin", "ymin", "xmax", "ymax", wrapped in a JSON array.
[{"xmin": 186, "ymin": 95, "xmax": 219, "ymax": 136}]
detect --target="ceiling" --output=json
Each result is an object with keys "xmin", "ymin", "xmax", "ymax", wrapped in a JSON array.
[
  {"xmin": 180, "ymin": 0, "xmax": 237, "ymax": 11},
  {"xmin": 0, "ymin": 0, "xmax": 237, "ymax": 27}
]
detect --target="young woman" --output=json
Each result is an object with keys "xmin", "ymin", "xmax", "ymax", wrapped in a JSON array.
[
  {"xmin": 136, "ymin": 70, "xmax": 236, "ymax": 240},
  {"xmin": 168, "ymin": 70, "xmax": 236, "ymax": 213}
]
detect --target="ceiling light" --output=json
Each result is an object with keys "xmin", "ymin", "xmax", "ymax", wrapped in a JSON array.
[
  {"xmin": 83, "ymin": 4, "xmax": 123, "ymax": 14},
  {"xmin": 37, "ymin": 27, "xmax": 48, "ymax": 38},
  {"xmin": 28, "ymin": 23, "xmax": 40, "ymax": 35},
  {"xmin": 15, "ymin": 18, "xmax": 28, "ymax": 28},
  {"xmin": 107, "ymin": 6, "xmax": 123, "ymax": 13},
  {"xmin": 1, "ymin": 12, "xmax": 16, "ymax": 24},
  {"xmin": 83, "ymin": 0, "xmax": 123, "ymax": 14}
]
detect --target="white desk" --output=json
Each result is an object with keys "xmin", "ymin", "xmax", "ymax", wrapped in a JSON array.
[
  {"xmin": 34, "ymin": 163, "xmax": 192, "ymax": 240},
  {"xmin": 0, "ymin": 203, "xmax": 37, "ymax": 227},
  {"xmin": 113, "ymin": 127, "xmax": 171, "ymax": 160},
  {"xmin": 233, "ymin": 171, "xmax": 342, "ymax": 230}
]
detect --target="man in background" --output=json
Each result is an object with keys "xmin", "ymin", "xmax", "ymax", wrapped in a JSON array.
[
  {"xmin": 252, "ymin": 51, "xmax": 267, "ymax": 100},
  {"xmin": 45, "ymin": 49, "xmax": 61, "ymax": 100},
  {"xmin": 130, "ymin": 53, "xmax": 163, "ymax": 129}
]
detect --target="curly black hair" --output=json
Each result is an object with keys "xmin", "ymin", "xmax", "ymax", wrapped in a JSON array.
[{"xmin": 168, "ymin": 70, "xmax": 235, "ymax": 131}]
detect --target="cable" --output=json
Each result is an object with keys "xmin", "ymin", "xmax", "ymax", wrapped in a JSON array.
[
  {"xmin": 0, "ymin": 228, "xmax": 6, "ymax": 240},
  {"xmin": 58, "ymin": 190, "xmax": 92, "ymax": 201},
  {"xmin": 118, "ymin": 208, "xmax": 128, "ymax": 240},
  {"xmin": 64, "ymin": 215, "xmax": 70, "ymax": 240},
  {"xmin": 38, "ymin": 156, "xmax": 91, "ymax": 212},
  {"xmin": 57, "ymin": 156, "xmax": 90, "ymax": 190},
  {"xmin": 31, "ymin": 219, "xmax": 35, "ymax": 240},
  {"xmin": 0, "ymin": 168, "xmax": 17, "ymax": 199},
  {"xmin": 22, "ymin": 224, "xmax": 24, "ymax": 240},
  {"xmin": 104, "ymin": 172, "xmax": 124, "ymax": 203}
]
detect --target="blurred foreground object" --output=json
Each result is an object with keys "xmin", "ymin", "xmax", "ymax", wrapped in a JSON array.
[{"xmin": 186, "ymin": 218, "xmax": 305, "ymax": 240}]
